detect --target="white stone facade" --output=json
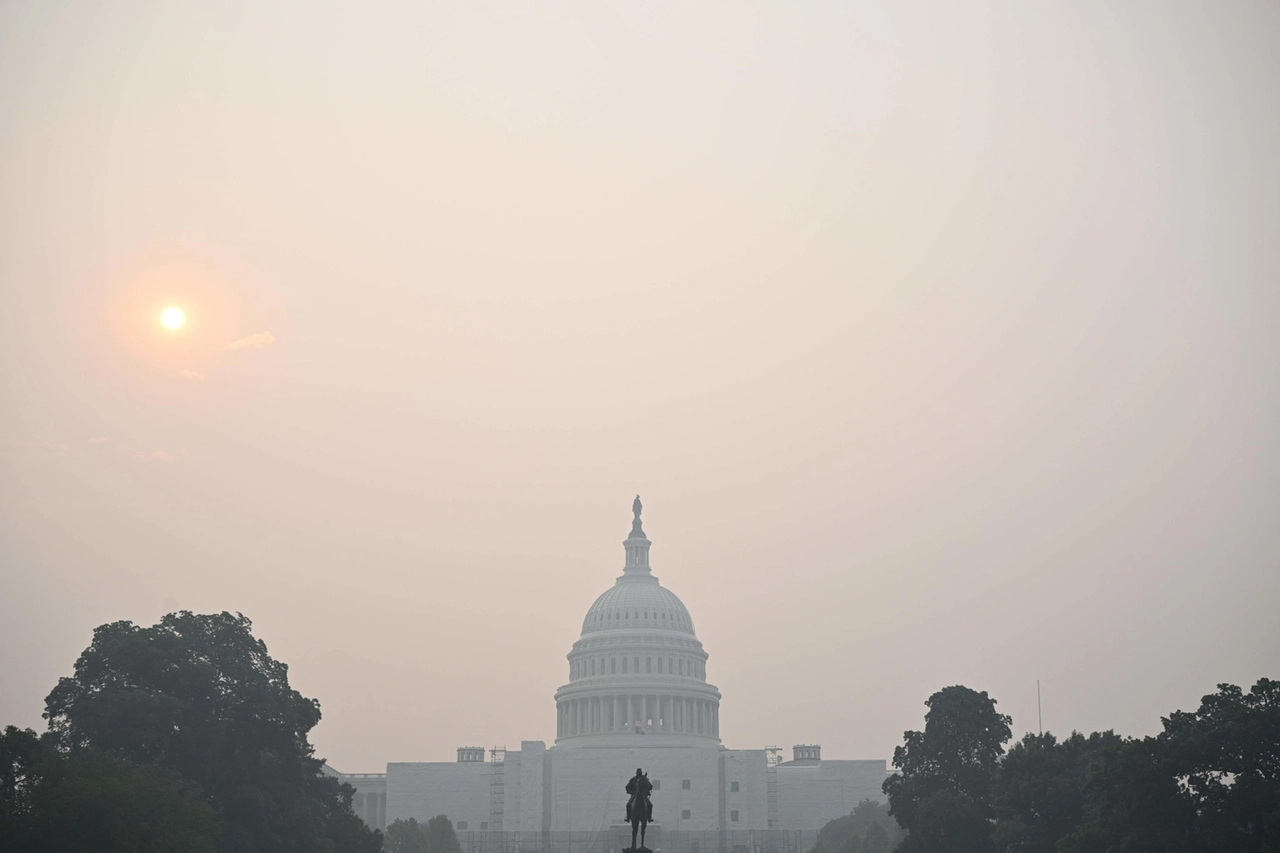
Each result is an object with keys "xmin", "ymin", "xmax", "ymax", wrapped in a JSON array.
[{"xmin": 332, "ymin": 500, "xmax": 889, "ymax": 851}]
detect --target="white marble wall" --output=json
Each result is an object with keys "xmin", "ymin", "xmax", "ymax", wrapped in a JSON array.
[
  {"xmin": 774, "ymin": 760, "xmax": 889, "ymax": 830},
  {"xmin": 380, "ymin": 744, "xmax": 888, "ymax": 842},
  {"xmin": 547, "ymin": 744, "xmax": 750, "ymax": 832},
  {"xmin": 386, "ymin": 761, "xmax": 492, "ymax": 829}
]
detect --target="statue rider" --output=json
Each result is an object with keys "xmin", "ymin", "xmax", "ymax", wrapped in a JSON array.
[{"xmin": 625, "ymin": 767, "xmax": 653, "ymax": 823}]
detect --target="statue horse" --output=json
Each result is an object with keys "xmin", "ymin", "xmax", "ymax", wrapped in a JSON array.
[{"xmin": 626, "ymin": 790, "xmax": 652, "ymax": 852}]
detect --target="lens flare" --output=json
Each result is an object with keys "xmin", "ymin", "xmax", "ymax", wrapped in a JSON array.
[{"xmin": 161, "ymin": 307, "xmax": 185, "ymax": 329}]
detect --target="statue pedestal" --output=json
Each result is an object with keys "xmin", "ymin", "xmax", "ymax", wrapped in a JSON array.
[{"xmin": 614, "ymin": 820, "xmax": 658, "ymax": 853}]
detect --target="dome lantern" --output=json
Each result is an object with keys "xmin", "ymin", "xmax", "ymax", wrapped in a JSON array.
[{"xmin": 624, "ymin": 494, "xmax": 651, "ymax": 574}]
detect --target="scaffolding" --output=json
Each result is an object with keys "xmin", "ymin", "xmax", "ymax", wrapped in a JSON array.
[
  {"xmin": 764, "ymin": 746, "xmax": 781, "ymax": 830},
  {"xmin": 489, "ymin": 746, "xmax": 507, "ymax": 835}
]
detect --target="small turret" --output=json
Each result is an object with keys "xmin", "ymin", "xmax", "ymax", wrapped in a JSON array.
[{"xmin": 457, "ymin": 747, "xmax": 485, "ymax": 763}]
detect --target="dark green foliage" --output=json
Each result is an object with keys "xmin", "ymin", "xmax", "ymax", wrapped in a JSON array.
[
  {"xmin": 993, "ymin": 730, "xmax": 1122, "ymax": 852},
  {"xmin": 812, "ymin": 799, "xmax": 903, "ymax": 853},
  {"xmin": 423, "ymin": 814, "xmax": 463, "ymax": 853},
  {"xmin": 42, "ymin": 611, "xmax": 380, "ymax": 853},
  {"xmin": 1059, "ymin": 680, "xmax": 1280, "ymax": 853},
  {"xmin": 1056, "ymin": 734, "xmax": 1196, "ymax": 853},
  {"xmin": 385, "ymin": 818, "xmax": 431, "ymax": 853},
  {"xmin": 883, "ymin": 685, "xmax": 1011, "ymax": 853},
  {"xmin": 385, "ymin": 815, "xmax": 462, "ymax": 853},
  {"xmin": 1161, "ymin": 678, "xmax": 1280, "ymax": 852},
  {"xmin": 887, "ymin": 680, "xmax": 1279, "ymax": 853},
  {"xmin": 862, "ymin": 820, "xmax": 891, "ymax": 853},
  {"xmin": 0, "ymin": 725, "xmax": 219, "ymax": 853}
]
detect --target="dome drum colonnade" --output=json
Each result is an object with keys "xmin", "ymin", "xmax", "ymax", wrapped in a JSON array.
[{"xmin": 554, "ymin": 497, "xmax": 722, "ymax": 746}]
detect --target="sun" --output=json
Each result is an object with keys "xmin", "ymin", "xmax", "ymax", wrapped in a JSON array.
[{"xmin": 161, "ymin": 307, "xmax": 185, "ymax": 330}]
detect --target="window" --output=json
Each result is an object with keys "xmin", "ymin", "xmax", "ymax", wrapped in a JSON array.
[
  {"xmin": 730, "ymin": 781, "xmax": 739, "ymax": 792},
  {"xmin": 458, "ymin": 822, "xmax": 468, "ymax": 830},
  {"xmin": 590, "ymin": 659, "xmax": 596, "ymax": 676},
  {"xmin": 730, "ymin": 810, "xmax": 739, "ymax": 823},
  {"xmin": 682, "ymin": 810, "xmax": 692, "ymax": 820},
  {"xmin": 634, "ymin": 656, "xmax": 640, "ymax": 671},
  {"xmin": 647, "ymin": 657, "xmax": 652, "ymax": 673},
  {"xmin": 657, "ymin": 658, "xmax": 663, "ymax": 674},
  {"xmin": 611, "ymin": 658, "xmax": 617, "ymax": 673},
  {"xmin": 622, "ymin": 658, "xmax": 628, "ymax": 673},
  {"xmin": 682, "ymin": 779, "xmax": 691, "ymax": 790}
]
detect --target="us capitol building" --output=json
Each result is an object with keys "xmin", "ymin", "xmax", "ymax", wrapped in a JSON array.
[{"xmin": 328, "ymin": 499, "xmax": 888, "ymax": 852}]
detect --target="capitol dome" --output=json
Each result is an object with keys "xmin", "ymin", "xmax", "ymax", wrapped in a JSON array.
[
  {"xmin": 554, "ymin": 497, "xmax": 721, "ymax": 747},
  {"xmin": 580, "ymin": 576, "xmax": 695, "ymax": 636}
]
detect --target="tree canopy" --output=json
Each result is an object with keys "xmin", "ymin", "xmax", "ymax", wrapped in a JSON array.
[
  {"xmin": 40, "ymin": 610, "xmax": 380, "ymax": 853},
  {"xmin": 887, "ymin": 680, "xmax": 1279, "ymax": 853},
  {"xmin": 0, "ymin": 725, "xmax": 219, "ymax": 853},
  {"xmin": 993, "ymin": 730, "xmax": 1123, "ymax": 853},
  {"xmin": 385, "ymin": 818, "xmax": 432, "ymax": 853},
  {"xmin": 883, "ymin": 685, "xmax": 1011, "ymax": 853},
  {"xmin": 811, "ymin": 799, "xmax": 904, "ymax": 853}
]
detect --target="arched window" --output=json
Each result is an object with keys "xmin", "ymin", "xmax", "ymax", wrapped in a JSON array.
[
  {"xmin": 624, "ymin": 610, "xmax": 629, "ymax": 620},
  {"xmin": 669, "ymin": 657, "xmax": 674, "ymax": 672},
  {"xmin": 590, "ymin": 659, "xmax": 596, "ymax": 676},
  {"xmin": 622, "ymin": 657, "xmax": 629, "ymax": 673},
  {"xmin": 634, "ymin": 656, "xmax": 640, "ymax": 672},
  {"xmin": 657, "ymin": 658, "xmax": 663, "ymax": 673},
  {"xmin": 611, "ymin": 658, "xmax": 617, "ymax": 673},
  {"xmin": 646, "ymin": 657, "xmax": 652, "ymax": 673}
]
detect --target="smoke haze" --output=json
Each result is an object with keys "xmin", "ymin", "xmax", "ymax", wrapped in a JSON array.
[{"xmin": 2, "ymin": 1, "xmax": 1277, "ymax": 772}]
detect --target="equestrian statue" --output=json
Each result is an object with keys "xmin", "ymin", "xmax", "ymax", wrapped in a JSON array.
[{"xmin": 625, "ymin": 767, "xmax": 654, "ymax": 852}]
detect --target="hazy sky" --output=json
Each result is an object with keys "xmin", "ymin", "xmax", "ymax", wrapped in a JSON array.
[{"xmin": 2, "ymin": 1, "xmax": 1278, "ymax": 773}]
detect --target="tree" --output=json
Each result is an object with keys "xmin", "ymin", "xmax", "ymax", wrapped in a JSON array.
[
  {"xmin": 883, "ymin": 685, "xmax": 1012, "ymax": 853},
  {"xmin": 1056, "ymin": 734, "xmax": 1195, "ymax": 853},
  {"xmin": 862, "ymin": 820, "xmax": 890, "ymax": 853},
  {"xmin": 992, "ymin": 730, "xmax": 1122, "ymax": 852},
  {"xmin": 1053, "ymin": 680, "xmax": 1280, "ymax": 853},
  {"xmin": 1161, "ymin": 678, "xmax": 1280, "ymax": 852},
  {"xmin": 0, "ymin": 725, "xmax": 219, "ymax": 853},
  {"xmin": 423, "ymin": 814, "xmax": 463, "ymax": 853},
  {"xmin": 812, "ymin": 799, "xmax": 903, "ymax": 853},
  {"xmin": 385, "ymin": 818, "xmax": 431, "ymax": 853},
  {"xmin": 42, "ymin": 611, "xmax": 380, "ymax": 853}
]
